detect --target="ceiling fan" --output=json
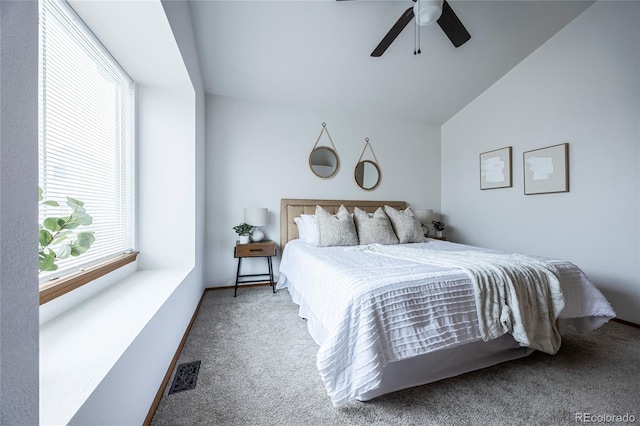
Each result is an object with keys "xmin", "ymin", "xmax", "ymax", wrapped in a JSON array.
[{"xmin": 340, "ymin": 0, "xmax": 471, "ymax": 57}]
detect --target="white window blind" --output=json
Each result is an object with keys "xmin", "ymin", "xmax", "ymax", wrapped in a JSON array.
[{"xmin": 39, "ymin": 0, "xmax": 135, "ymax": 282}]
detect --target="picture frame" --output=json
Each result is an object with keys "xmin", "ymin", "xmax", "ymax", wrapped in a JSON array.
[
  {"xmin": 480, "ymin": 146, "xmax": 512, "ymax": 190},
  {"xmin": 523, "ymin": 143, "xmax": 569, "ymax": 195}
]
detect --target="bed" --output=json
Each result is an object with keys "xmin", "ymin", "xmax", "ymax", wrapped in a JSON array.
[{"xmin": 276, "ymin": 198, "xmax": 615, "ymax": 407}]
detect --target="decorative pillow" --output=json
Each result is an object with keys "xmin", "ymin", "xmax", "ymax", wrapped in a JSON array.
[
  {"xmin": 316, "ymin": 205, "xmax": 359, "ymax": 247},
  {"xmin": 353, "ymin": 207, "xmax": 399, "ymax": 245},
  {"xmin": 383, "ymin": 205, "xmax": 427, "ymax": 244},
  {"xmin": 294, "ymin": 214, "xmax": 319, "ymax": 246}
]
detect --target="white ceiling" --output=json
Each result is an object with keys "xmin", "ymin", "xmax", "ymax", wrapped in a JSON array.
[{"xmin": 189, "ymin": 0, "xmax": 594, "ymax": 125}]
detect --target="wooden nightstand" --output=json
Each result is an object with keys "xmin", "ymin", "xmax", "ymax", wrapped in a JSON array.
[{"xmin": 233, "ymin": 240, "xmax": 277, "ymax": 297}]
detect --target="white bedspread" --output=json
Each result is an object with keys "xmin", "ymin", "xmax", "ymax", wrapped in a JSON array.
[
  {"xmin": 277, "ymin": 239, "xmax": 615, "ymax": 407},
  {"xmin": 361, "ymin": 245, "xmax": 565, "ymax": 354}
]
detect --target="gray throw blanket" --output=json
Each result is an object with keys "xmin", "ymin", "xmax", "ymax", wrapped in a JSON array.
[{"xmin": 364, "ymin": 246, "xmax": 566, "ymax": 354}]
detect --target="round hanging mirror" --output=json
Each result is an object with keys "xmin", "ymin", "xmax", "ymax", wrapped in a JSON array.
[
  {"xmin": 309, "ymin": 146, "xmax": 340, "ymax": 179},
  {"xmin": 354, "ymin": 160, "xmax": 381, "ymax": 191}
]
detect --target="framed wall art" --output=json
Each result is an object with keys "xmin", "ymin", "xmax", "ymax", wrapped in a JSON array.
[
  {"xmin": 480, "ymin": 146, "xmax": 512, "ymax": 190},
  {"xmin": 523, "ymin": 143, "xmax": 569, "ymax": 195}
]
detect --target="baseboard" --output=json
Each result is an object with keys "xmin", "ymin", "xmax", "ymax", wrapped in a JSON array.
[
  {"xmin": 143, "ymin": 288, "xmax": 212, "ymax": 425},
  {"xmin": 612, "ymin": 318, "xmax": 640, "ymax": 329},
  {"xmin": 205, "ymin": 282, "xmax": 275, "ymax": 291}
]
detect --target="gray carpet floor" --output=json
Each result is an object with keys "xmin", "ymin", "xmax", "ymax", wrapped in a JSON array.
[{"xmin": 151, "ymin": 286, "xmax": 639, "ymax": 426}]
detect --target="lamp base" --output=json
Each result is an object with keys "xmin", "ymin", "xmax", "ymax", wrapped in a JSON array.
[{"xmin": 250, "ymin": 228, "xmax": 265, "ymax": 242}]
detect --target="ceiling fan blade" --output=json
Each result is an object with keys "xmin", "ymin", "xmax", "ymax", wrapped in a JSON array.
[
  {"xmin": 437, "ymin": 0, "xmax": 470, "ymax": 48},
  {"xmin": 371, "ymin": 7, "xmax": 414, "ymax": 57}
]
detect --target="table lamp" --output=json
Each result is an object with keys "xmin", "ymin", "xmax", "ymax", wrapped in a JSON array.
[
  {"xmin": 244, "ymin": 207, "xmax": 268, "ymax": 242},
  {"xmin": 413, "ymin": 208, "xmax": 434, "ymax": 237}
]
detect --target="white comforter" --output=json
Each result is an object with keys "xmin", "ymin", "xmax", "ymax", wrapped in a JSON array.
[
  {"xmin": 277, "ymin": 239, "xmax": 615, "ymax": 407},
  {"xmin": 360, "ymin": 245, "xmax": 565, "ymax": 354}
]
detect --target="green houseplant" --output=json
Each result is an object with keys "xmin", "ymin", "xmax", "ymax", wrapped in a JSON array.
[
  {"xmin": 432, "ymin": 220, "xmax": 445, "ymax": 238},
  {"xmin": 39, "ymin": 187, "xmax": 95, "ymax": 273},
  {"xmin": 432, "ymin": 220, "xmax": 445, "ymax": 231},
  {"xmin": 233, "ymin": 222, "xmax": 254, "ymax": 244}
]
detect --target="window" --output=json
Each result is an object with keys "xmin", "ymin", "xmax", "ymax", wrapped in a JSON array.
[{"xmin": 39, "ymin": 0, "xmax": 136, "ymax": 295}]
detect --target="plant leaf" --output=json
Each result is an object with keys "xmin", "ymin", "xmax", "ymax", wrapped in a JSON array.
[
  {"xmin": 55, "ymin": 244, "xmax": 71, "ymax": 259},
  {"xmin": 66, "ymin": 197, "xmax": 84, "ymax": 208},
  {"xmin": 76, "ymin": 232, "xmax": 96, "ymax": 246},
  {"xmin": 42, "ymin": 200, "xmax": 59, "ymax": 207},
  {"xmin": 39, "ymin": 252, "xmax": 57, "ymax": 272},
  {"xmin": 70, "ymin": 244, "xmax": 89, "ymax": 256},
  {"xmin": 44, "ymin": 217, "xmax": 61, "ymax": 232},
  {"xmin": 63, "ymin": 220, "xmax": 80, "ymax": 230},
  {"xmin": 39, "ymin": 229, "xmax": 52, "ymax": 247},
  {"xmin": 74, "ymin": 213, "xmax": 93, "ymax": 226},
  {"xmin": 51, "ymin": 235, "xmax": 70, "ymax": 246}
]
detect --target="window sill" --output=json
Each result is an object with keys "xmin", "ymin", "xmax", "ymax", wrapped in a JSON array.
[
  {"xmin": 39, "ymin": 252, "xmax": 139, "ymax": 305},
  {"xmin": 39, "ymin": 266, "xmax": 193, "ymax": 425}
]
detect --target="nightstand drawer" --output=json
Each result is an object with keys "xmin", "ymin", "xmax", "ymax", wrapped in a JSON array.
[{"xmin": 235, "ymin": 240, "xmax": 277, "ymax": 258}]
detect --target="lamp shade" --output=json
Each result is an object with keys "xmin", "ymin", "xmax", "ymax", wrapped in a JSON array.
[
  {"xmin": 244, "ymin": 208, "xmax": 268, "ymax": 227},
  {"xmin": 413, "ymin": 0, "xmax": 443, "ymax": 26},
  {"xmin": 413, "ymin": 209, "xmax": 434, "ymax": 225}
]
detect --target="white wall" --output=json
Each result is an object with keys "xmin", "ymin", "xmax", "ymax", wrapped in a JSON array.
[
  {"xmin": 137, "ymin": 86, "xmax": 196, "ymax": 269},
  {"xmin": 0, "ymin": 1, "xmax": 39, "ymax": 423},
  {"xmin": 442, "ymin": 1, "xmax": 640, "ymax": 323},
  {"xmin": 161, "ymin": 0, "xmax": 207, "ymax": 280},
  {"xmin": 205, "ymin": 95, "xmax": 441, "ymax": 286}
]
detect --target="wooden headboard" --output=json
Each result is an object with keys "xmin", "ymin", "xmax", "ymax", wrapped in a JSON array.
[{"xmin": 280, "ymin": 198, "xmax": 406, "ymax": 250}]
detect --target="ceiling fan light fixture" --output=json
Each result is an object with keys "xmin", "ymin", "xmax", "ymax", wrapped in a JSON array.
[{"xmin": 413, "ymin": 0, "xmax": 443, "ymax": 26}]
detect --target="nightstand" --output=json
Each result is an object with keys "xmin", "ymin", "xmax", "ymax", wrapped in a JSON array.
[
  {"xmin": 430, "ymin": 236, "xmax": 447, "ymax": 241},
  {"xmin": 233, "ymin": 240, "xmax": 277, "ymax": 297}
]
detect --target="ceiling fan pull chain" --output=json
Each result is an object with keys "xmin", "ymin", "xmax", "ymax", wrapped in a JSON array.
[
  {"xmin": 416, "ymin": 0, "xmax": 422, "ymax": 55},
  {"xmin": 415, "ymin": 0, "xmax": 419, "ymax": 55},
  {"xmin": 413, "ymin": 19, "xmax": 418, "ymax": 55}
]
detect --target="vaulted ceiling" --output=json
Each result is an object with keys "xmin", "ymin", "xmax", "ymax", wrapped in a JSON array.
[{"xmin": 189, "ymin": 0, "xmax": 594, "ymax": 125}]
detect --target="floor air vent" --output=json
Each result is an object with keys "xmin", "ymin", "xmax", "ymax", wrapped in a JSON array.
[{"xmin": 168, "ymin": 360, "xmax": 201, "ymax": 395}]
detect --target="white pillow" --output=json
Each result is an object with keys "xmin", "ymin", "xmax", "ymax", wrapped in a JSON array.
[
  {"xmin": 294, "ymin": 214, "xmax": 319, "ymax": 246},
  {"xmin": 316, "ymin": 205, "xmax": 359, "ymax": 247},
  {"xmin": 353, "ymin": 207, "xmax": 399, "ymax": 245},
  {"xmin": 383, "ymin": 205, "xmax": 427, "ymax": 244}
]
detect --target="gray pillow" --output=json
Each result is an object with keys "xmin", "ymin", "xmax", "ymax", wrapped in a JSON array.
[
  {"xmin": 316, "ymin": 205, "xmax": 359, "ymax": 247},
  {"xmin": 383, "ymin": 205, "xmax": 427, "ymax": 244},
  {"xmin": 353, "ymin": 207, "xmax": 399, "ymax": 245}
]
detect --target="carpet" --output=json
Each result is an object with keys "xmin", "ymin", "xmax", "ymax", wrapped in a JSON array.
[{"xmin": 151, "ymin": 287, "xmax": 639, "ymax": 426}]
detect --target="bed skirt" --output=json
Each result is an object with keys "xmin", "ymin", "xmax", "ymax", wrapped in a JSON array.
[{"xmin": 356, "ymin": 333, "xmax": 533, "ymax": 401}]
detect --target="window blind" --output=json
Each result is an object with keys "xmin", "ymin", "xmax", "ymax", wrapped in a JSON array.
[{"xmin": 39, "ymin": 0, "xmax": 135, "ymax": 282}]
